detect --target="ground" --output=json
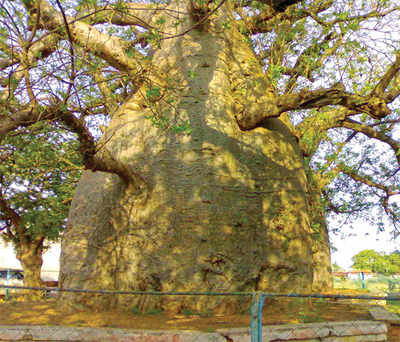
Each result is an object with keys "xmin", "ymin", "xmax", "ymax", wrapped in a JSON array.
[
  {"xmin": 388, "ymin": 326, "xmax": 400, "ymax": 342},
  {"xmin": 0, "ymin": 290, "xmax": 399, "ymax": 341}
]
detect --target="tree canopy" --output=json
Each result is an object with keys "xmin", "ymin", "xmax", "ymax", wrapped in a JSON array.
[
  {"xmin": 0, "ymin": 119, "xmax": 81, "ymax": 291},
  {"xmin": 352, "ymin": 249, "xmax": 400, "ymax": 275},
  {"xmin": 1, "ymin": 0, "xmax": 400, "ymax": 241},
  {"xmin": 0, "ymin": 121, "xmax": 82, "ymax": 246}
]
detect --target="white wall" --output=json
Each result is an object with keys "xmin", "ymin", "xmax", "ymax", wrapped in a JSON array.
[{"xmin": 0, "ymin": 240, "xmax": 60, "ymax": 280}]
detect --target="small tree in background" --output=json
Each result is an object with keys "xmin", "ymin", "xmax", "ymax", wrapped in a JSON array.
[
  {"xmin": 0, "ymin": 121, "xmax": 82, "ymax": 295},
  {"xmin": 352, "ymin": 249, "xmax": 400, "ymax": 275},
  {"xmin": 352, "ymin": 250, "xmax": 382, "ymax": 271}
]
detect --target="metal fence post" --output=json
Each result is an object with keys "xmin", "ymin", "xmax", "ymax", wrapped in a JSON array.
[
  {"xmin": 5, "ymin": 269, "xmax": 10, "ymax": 301},
  {"xmin": 361, "ymin": 272, "xmax": 365, "ymax": 289},
  {"xmin": 250, "ymin": 293, "xmax": 258, "ymax": 342},
  {"xmin": 257, "ymin": 294, "xmax": 266, "ymax": 342}
]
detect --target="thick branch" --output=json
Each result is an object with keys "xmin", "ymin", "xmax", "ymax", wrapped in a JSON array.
[
  {"xmin": 0, "ymin": 191, "xmax": 23, "ymax": 242},
  {"xmin": 0, "ymin": 34, "xmax": 59, "ymax": 72},
  {"xmin": 278, "ymin": 84, "xmax": 391, "ymax": 119},
  {"xmin": 237, "ymin": 84, "xmax": 375, "ymax": 131},
  {"xmin": 0, "ymin": 106, "xmax": 56, "ymax": 142},
  {"xmin": 373, "ymin": 51, "xmax": 400, "ymax": 98},
  {"xmin": 26, "ymin": 0, "xmax": 149, "ymax": 74},
  {"xmin": 244, "ymin": 0, "xmax": 332, "ymax": 34},
  {"xmin": 0, "ymin": 103, "xmax": 132, "ymax": 182},
  {"xmin": 278, "ymin": 84, "xmax": 340, "ymax": 110},
  {"xmin": 58, "ymin": 109, "xmax": 132, "ymax": 183}
]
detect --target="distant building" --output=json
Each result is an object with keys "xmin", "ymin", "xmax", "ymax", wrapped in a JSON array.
[{"xmin": 333, "ymin": 270, "xmax": 377, "ymax": 279}]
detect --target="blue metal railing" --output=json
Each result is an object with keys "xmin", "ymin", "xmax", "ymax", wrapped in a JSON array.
[
  {"xmin": 1, "ymin": 284, "xmax": 400, "ymax": 342},
  {"xmin": 4, "ymin": 269, "xmax": 10, "ymax": 301}
]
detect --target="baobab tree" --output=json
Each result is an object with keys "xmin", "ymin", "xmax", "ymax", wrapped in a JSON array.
[{"xmin": 1, "ymin": 0, "xmax": 400, "ymax": 313}]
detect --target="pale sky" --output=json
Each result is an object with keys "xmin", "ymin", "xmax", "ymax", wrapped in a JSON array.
[{"xmin": 330, "ymin": 226, "xmax": 399, "ymax": 269}]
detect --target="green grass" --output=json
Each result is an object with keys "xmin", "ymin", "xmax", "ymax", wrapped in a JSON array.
[
  {"xmin": 334, "ymin": 276, "xmax": 400, "ymax": 315},
  {"xmin": 334, "ymin": 275, "xmax": 400, "ymax": 293}
]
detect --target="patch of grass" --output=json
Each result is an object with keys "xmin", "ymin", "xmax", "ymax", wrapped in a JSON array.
[
  {"xmin": 130, "ymin": 306, "xmax": 140, "ymax": 315},
  {"xmin": 130, "ymin": 306, "xmax": 163, "ymax": 316},
  {"xmin": 386, "ymin": 305, "xmax": 400, "ymax": 314},
  {"xmin": 334, "ymin": 275, "xmax": 400, "ymax": 294},
  {"xmin": 145, "ymin": 308, "xmax": 163, "ymax": 316},
  {"xmin": 181, "ymin": 308, "xmax": 196, "ymax": 316}
]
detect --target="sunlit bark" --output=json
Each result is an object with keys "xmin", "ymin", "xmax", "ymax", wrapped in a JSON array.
[
  {"xmin": 59, "ymin": 0, "xmax": 332, "ymax": 314},
  {"xmin": 17, "ymin": 238, "xmax": 45, "ymax": 300}
]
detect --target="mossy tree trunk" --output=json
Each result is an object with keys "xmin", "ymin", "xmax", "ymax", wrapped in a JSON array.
[
  {"xmin": 16, "ymin": 236, "xmax": 44, "ymax": 299},
  {"xmin": 59, "ymin": 0, "xmax": 332, "ymax": 313},
  {"xmin": 0, "ymin": 196, "xmax": 45, "ymax": 299}
]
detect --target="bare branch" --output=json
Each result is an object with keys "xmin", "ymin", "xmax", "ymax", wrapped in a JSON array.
[
  {"xmin": 340, "ymin": 118, "xmax": 400, "ymax": 163},
  {"xmin": 243, "ymin": 0, "xmax": 332, "ymax": 34},
  {"xmin": 340, "ymin": 165, "xmax": 400, "ymax": 196},
  {"xmin": 83, "ymin": 3, "xmax": 163, "ymax": 29},
  {"xmin": 0, "ymin": 34, "xmax": 60, "ymax": 101},
  {"xmin": 0, "ymin": 58, "xmax": 17, "ymax": 71},
  {"xmin": 54, "ymin": 0, "xmax": 76, "ymax": 98},
  {"xmin": 285, "ymin": 32, "xmax": 342, "ymax": 93},
  {"xmin": 25, "ymin": 0, "xmax": 150, "ymax": 75}
]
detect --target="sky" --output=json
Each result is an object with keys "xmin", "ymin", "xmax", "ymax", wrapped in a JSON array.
[{"xmin": 330, "ymin": 226, "xmax": 399, "ymax": 269}]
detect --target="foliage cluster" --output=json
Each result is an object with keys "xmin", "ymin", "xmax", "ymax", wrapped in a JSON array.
[
  {"xmin": 352, "ymin": 249, "xmax": 400, "ymax": 275},
  {"xmin": 0, "ymin": 121, "xmax": 82, "ymax": 250}
]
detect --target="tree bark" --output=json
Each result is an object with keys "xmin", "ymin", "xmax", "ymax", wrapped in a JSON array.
[
  {"xmin": 16, "ymin": 238, "xmax": 44, "ymax": 299},
  {"xmin": 59, "ymin": 0, "xmax": 332, "ymax": 314}
]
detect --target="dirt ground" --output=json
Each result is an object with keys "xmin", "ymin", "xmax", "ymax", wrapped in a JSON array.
[
  {"xmin": 0, "ymin": 292, "xmax": 399, "ymax": 341},
  {"xmin": 388, "ymin": 326, "xmax": 400, "ymax": 342}
]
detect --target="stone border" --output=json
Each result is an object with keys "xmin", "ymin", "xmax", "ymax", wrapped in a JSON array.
[
  {"xmin": 369, "ymin": 306, "xmax": 400, "ymax": 325},
  {"xmin": 0, "ymin": 326, "xmax": 225, "ymax": 342},
  {"xmin": 219, "ymin": 321, "xmax": 387, "ymax": 342},
  {"xmin": 0, "ymin": 321, "xmax": 387, "ymax": 342}
]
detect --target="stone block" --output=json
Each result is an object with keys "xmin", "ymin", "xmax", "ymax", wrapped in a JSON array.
[
  {"xmin": 0, "ymin": 326, "xmax": 226, "ymax": 342},
  {"xmin": 369, "ymin": 306, "xmax": 400, "ymax": 325},
  {"xmin": 218, "ymin": 321, "xmax": 387, "ymax": 342}
]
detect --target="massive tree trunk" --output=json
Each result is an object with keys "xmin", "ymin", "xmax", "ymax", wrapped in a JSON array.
[
  {"xmin": 59, "ymin": 0, "xmax": 332, "ymax": 313},
  {"xmin": 16, "ymin": 237, "xmax": 44, "ymax": 299}
]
